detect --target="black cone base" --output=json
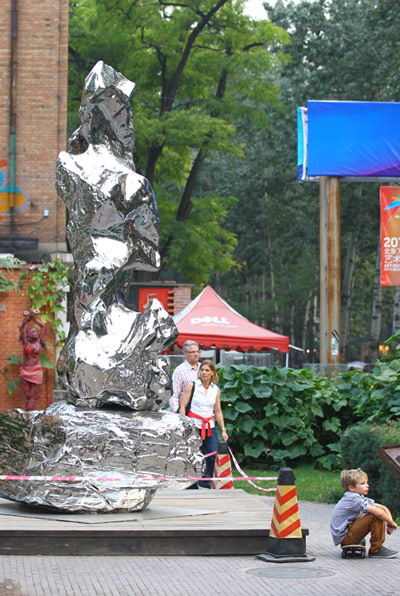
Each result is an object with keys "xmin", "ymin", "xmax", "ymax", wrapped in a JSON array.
[
  {"xmin": 257, "ymin": 552, "xmax": 316, "ymax": 563},
  {"xmin": 257, "ymin": 536, "xmax": 316, "ymax": 563}
]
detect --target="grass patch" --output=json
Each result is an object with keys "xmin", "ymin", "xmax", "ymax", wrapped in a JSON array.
[{"xmin": 232, "ymin": 463, "xmax": 341, "ymax": 503}]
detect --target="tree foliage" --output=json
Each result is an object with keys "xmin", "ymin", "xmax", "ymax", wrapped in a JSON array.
[
  {"xmin": 68, "ymin": 0, "xmax": 288, "ymax": 285},
  {"xmin": 208, "ymin": 0, "xmax": 400, "ymax": 361},
  {"xmin": 68, "ymin": 0, "xmax": 400, "ymax": 358}
]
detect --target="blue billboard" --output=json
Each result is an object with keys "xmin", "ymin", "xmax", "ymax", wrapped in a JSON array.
[{"xmin": 298, "ymin": 101, "xmax": 400, "ymax": 180}]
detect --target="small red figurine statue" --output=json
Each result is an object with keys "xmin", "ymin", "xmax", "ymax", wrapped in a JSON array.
[{"xmin": 19, "ymin": 309, "xmax": 46, "ymax": 411}]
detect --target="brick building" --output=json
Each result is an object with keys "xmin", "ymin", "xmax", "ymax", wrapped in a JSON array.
[
  {"xmin": 0, "ymin": 1, "xmax": 69, "ymax": 412},
  {"xmin": 0, "ymin": 4, "xmax": 193, "ymax": 413},
  {"xmin": 0, "ymin": 0, "xmax": 69, "ymax": 262}
]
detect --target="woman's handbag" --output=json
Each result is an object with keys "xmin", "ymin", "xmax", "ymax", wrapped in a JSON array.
[{"xmin": 185, "ymin": 382, "xmax": 195, "ymax": 415}]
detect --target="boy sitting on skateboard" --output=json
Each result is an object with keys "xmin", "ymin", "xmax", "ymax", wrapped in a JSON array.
[{"xmin": 330, "ymin": 468, "xmax": 399, "ymax": 558}]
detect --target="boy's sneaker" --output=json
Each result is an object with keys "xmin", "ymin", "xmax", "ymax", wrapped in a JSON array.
[{"xmin": 369, "ymin": 546, "xmax": 400, "ymax": 558}]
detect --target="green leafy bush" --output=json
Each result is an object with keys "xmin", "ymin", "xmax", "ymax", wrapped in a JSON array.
[
  {"xmin": 339, "ymin": 359, "xmax": 400, "ymax": 422},
  {"xmin": 217, "ymin": 364, "xmax": 353, "ymax": 470},
  {"xmin": 339, "ymin": 422, "xmax": 400, "ymax": 517},
  {"xmin": 217, "ymin": 355, "xmax": 400, "ymax": 472},
  {"xmin": 0, "ymin": 255, "xmax": 26, "ymax": 294}
]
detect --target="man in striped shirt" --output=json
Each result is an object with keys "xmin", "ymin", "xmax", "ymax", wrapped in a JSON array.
[{"xmin": 169, "ymin": 340, "xmax": 200, "ymax": 412}]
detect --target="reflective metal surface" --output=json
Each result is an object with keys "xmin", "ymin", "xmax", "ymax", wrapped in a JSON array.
[
  {"xmin": 57, "ymin": 60, "xmax": 161, "ymax": 325},
  {"xmin": 58, "ymin": 299, "xmax": 176, "ymax": 410},
  {"xmin": 56, "ymin": 60, "xmax": 177, "ymax": 409},
  {"xmin": 0, "ymin": 403, "xmax": 204, "ymax": 512},
  {"xmin": 0, "ymin": 61, "xmax": 202, "ymax": 512}
]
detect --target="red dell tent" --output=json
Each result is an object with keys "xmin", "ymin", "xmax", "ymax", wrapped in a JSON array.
[{"xmin": 173, "ymin": 285, "xmax": 289, "ymax": 353}]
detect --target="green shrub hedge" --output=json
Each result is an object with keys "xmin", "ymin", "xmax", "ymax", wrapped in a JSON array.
[
  {"xmin": 339, "ymin": 357, "xmax": 400, "ymax": 421},
  {"xmin": 217, "ymin": 357, "xmax": 400, "ymax": 471},
  {"xmin": 217, "ymin": 364, "xmax": 353, "ymax": 470},
  {"xmin": 339, "ymin": 422, "xmax": 400, "ymax": 517}
]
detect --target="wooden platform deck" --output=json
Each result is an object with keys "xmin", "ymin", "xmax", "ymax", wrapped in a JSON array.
[{"xmin": 0, "ymin": 489, "xmax": 310, "ymax": 556}]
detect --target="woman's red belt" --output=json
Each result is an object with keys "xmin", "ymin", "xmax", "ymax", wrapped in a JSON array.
[{"xmin": 187, "ymin": 411, "xmax": 213, "ymax": 440}]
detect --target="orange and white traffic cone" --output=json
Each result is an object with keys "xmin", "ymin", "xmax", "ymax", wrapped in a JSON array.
[
  {"xmin": 257, "ymin": 467, "xmax": 315, "ymax": 563},
  {"xmin": 212, "ymin": 440, "xmax": 234, "ymax": 489}
]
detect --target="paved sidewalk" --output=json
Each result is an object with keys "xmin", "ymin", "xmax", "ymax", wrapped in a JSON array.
[{"xmin": 0, "ymin": 497, "xmax": 399, "ymax": 596}]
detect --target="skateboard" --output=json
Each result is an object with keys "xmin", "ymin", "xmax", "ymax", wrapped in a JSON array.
[{"xmin": 341, "ymin": 539, "xmax": 366, "ymax": 559}]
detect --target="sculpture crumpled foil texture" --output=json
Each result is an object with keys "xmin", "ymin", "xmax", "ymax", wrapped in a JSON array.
[
  {"xmin": 55, "ymin": 59, "xmax": 177, "ymax": 411},
  {"xmin": 0, "ymin": 61, "xmax": 204, "ymax": 512},
  {"xmin": 0, "ymin": 403, "xmax": 204, "ymax": 512},
  {"xmin": 58, "ymin": 299, "xmax": 175, "ymax": 410}
]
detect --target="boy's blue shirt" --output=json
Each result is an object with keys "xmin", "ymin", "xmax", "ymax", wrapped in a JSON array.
[{"xmin": 330, "ymin": 490, "xmax": 374, "ymax": 546}]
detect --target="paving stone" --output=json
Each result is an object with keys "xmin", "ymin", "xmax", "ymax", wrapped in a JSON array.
[{"xmin": 0, "ymin": 498, "xmax": 399, "ymax": 595}]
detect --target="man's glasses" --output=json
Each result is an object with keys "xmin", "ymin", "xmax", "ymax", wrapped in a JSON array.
[{"xmin": 186, "ymin": 351, "xmax": 199, "ymax": 354}]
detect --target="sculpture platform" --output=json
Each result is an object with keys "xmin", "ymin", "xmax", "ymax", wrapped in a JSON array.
[{"xmin": 0, "ymin": 489, "xmax": 309, "ymax": 556}]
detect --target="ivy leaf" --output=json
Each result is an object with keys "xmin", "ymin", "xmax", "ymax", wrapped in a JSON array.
[
  {"xmin": 235, "ymin": 402, "xmax": 253, "ymax": 414},
  {"xmin": 7, "ymin": 355, "xmax": 21, "ymax": 365},
  {"xmin": 224, "ymin": 408, "xmax": 240, "ymax": 421},
  {"xmin": 244, "ymin": 440, "xmax": 266, "ymax": 458},
  {"xmin": 286, "ymin": 443, "xmax": 307, "ymax": 458},
  {"xmin": 40, "ymin": 354, "xmax": 55, "ymax": 368},
  {"xmin": 326, "ymin": 442, "xmax": 341, "ymax": 453},
  {"xmin": 253, "ymin": 386, "xmax": 273, "ymax": 398},
  {"xmin": 7, "ymin": 379, "xmax": 20, "ymax": 395},
  {"xmin": 239, "ymin": 416, "xmax": 254, "ymax": 433},
  {"xmin": 323, "ymin": 417, "xmax": 341, "ymax": 433}
]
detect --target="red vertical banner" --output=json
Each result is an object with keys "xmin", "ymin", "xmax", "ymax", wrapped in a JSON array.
[{"xmin": 381, "ymin": 186, "xmax": 400, "ymax": 286}]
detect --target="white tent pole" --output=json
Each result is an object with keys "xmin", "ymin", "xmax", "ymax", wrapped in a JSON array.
[{"xmin": 285, "ymin": 352, "xmax": 289, "ymax": 367}]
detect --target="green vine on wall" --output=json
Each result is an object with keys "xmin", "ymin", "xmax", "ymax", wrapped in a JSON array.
[
  {"xmin": 0, "ymin": 355, "xmax": 22, "ymax": 396},
  {"xmin": 0, "ymin": 257, "xmax": 71, "ymax": 395},
  {"xmin": 0, "ymin": 255, "xmax": 27, "ymax": 293},
  {"xmin": 27, "ymin": 259, "xmax": 70, "ymax": 347}
]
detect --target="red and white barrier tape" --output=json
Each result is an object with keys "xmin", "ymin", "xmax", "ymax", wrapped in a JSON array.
[
  {"xmin": 0, "ymin": 474, "xmax": 276, "ymax": 484},
  {"xmin": 0, "ymin": 446, "xmax": 277, "ymax": 491},
  {"xmin": 228, "ymin": 447, "xmax": 278, "ymax": 493}
]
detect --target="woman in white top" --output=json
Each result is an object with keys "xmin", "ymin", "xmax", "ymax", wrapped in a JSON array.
[{"xmin": 179, "ymin": 360, "xmax": 228, "ymax": 488}]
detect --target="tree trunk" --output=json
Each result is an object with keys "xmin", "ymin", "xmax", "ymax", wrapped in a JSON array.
[
  {"xmin": 145, "ymin": 143, "xmax": 164, "ymax": 186},
  {"xmin": 267, "ymin": 232, "xmax": 280, "ymax": 329},
  {"xmin": 391, "ymin": 286, "xmax": 400, "ymax": 351},
  {"xmin": 262, "ymin": 269, "xmax": 267, "ymax": 328},
  {"xmin": 311, "ymin": 293, "xmax": 318, "ymax": 363},
  {"xmin": 302, "ymin": 291, "xmax": 312, "ymax": 356},
  {"xmin": 159, "ymin": 65, "xmax": 229, "ymax": 264},
  {"xmin": 367, "ymin": 241, "xmax": 382, "ymax": 364},
  {"xmin": 289, "ymin": 303, "xmax": 295, "ymax": 348},
  {"xmin": 341, "ymin": 183, "xmax": 362, "ymax": 363},
  {"xmin": 340, "ymin": 228, "xmax": 357, "ymax": 363},
  {"xmin": 175, "ymin": 146, "xmax": 208, "ymax": 222}
]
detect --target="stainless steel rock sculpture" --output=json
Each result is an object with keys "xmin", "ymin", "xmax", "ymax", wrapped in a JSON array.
[
  {"xmin": 0, "ymin": 403, "xmax": 204, "ymax": 512},
  {"xmin": 0, "ymin": 61, "xmax": 203, "ymax": 512},
  {"xmin": 56, "ymin": 60, "xmax": 174, "ymax": 410}
]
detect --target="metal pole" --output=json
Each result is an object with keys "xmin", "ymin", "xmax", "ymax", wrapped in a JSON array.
[{"xmin": 320, "ymin": 176, "xmax": 341, "ymax": 375}]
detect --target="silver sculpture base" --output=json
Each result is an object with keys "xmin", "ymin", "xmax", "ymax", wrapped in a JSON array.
[{"xmin": 0, "ymin": 402, "xmax": 204, "ymax": 513}]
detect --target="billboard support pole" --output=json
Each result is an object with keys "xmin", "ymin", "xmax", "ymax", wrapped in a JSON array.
[{"xmin": 320, "ymin": 176, "xmax": 341, "ymax": 375}]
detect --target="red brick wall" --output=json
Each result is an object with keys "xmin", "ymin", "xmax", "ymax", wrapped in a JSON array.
[
  {"xmin": 0, "ymin": 268, "xmax": 56, "ymax": 413},
  {"xmin": 137, "ymin": 285, "xmax": 192, "ymax": 316},
  {"xmin": 0, "ymin": 0, "xmax": 69, "ymax": 254},
  {"xmin": 173, "ymin": 285, "xmax": 192, "ymax": 315}
]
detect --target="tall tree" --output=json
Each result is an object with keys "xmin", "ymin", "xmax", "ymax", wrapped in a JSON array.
[
  {"xmin": 68, "ymin": 0, "xmax": 288, "ymax": 285},
  {"xmin": 210, "ymin": 0, "xmax": 400, "ymax": 360}
]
